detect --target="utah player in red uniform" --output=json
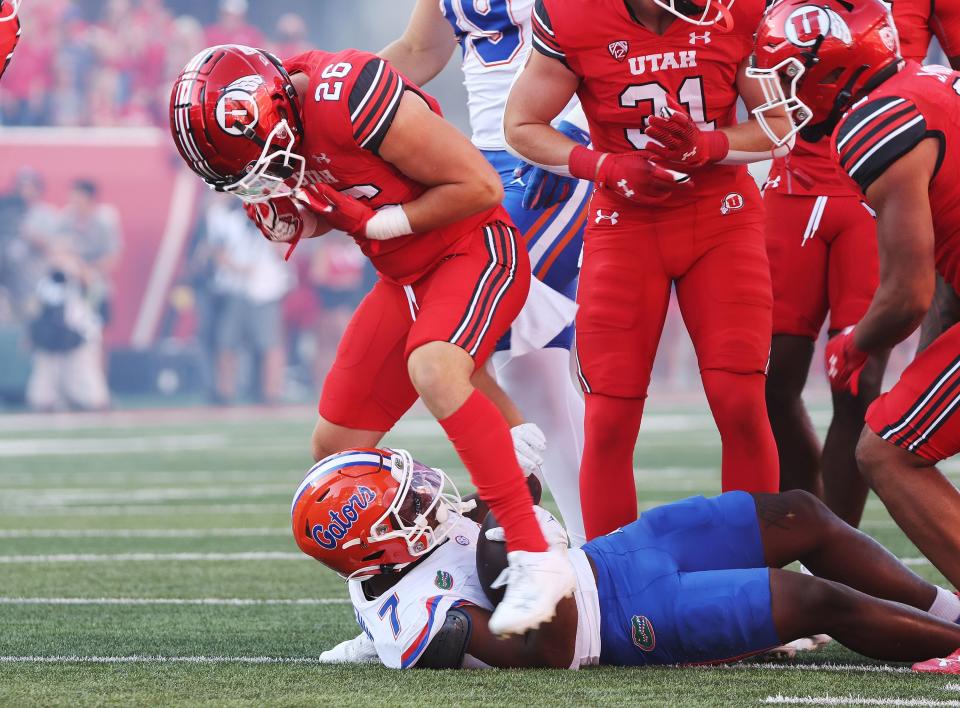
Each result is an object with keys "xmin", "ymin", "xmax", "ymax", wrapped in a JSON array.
[
  {"xmin": 751, "ymin": 0, "xmax": 960, "ymax": 597},
  {"xmin": 763, "ymin": 0, "xmax": 960, "ymax": 530},
  {"xmin": 0, "ymin": 0, "xmax": 21, "ymax": 80},
  {"xmin": 169, "ymin": 45, "xmax": 575, "ymax": 635},
  {"xmin": 504, "ymin": 0, "xmax": 791, "ymax": 538}
]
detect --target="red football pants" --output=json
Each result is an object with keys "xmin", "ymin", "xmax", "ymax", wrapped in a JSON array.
[
  {"xmin": 765, "ymin": 191, "xmax": 878, "ymax": 338},
  {"xmin": 577, "ymin": 187, "xmax": 779, "ymax": 538}
]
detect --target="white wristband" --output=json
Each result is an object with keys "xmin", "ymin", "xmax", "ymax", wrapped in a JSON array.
[{"xmin": 365, "ymin": 205, "xmax": 413, "ymax": 241}]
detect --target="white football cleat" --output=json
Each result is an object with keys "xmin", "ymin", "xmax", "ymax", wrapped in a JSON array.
[
  {"xmin": 318, "ymin": 632, "xmax": 379, "ymax": 664},
  {"xmin": 488, "ymin": 548, "xmax": 576, "ymax": 637}
]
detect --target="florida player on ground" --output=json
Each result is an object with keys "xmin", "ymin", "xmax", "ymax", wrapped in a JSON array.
[
  {"xmin": 0, "ymin": 0, "xmax": 21, "ymax": 81},
  {"xmin": 294, "ymin": 447, "xmax": 960, "ymax": 671},
  {"xmin": 380, "ymin": 0, "xmax": 590, "ymax": 545},
  {"xmin": 750, "ymin": 0, "xmax": 960, "ymax": 601},
  {"xmin": 504, "ymin": 0, "xmax": 792, "ymax": 539},
  {"xmin": 169, "ymin": 44, "xmax": 576, "ymax": 635}
]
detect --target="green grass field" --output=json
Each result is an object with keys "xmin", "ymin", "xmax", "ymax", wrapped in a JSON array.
[{"xmin": 2, "ymin": 403, "xmax": 960, "ymax": 707}]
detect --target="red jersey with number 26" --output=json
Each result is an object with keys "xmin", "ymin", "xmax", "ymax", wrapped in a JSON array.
[
  {"xmin": 533, "ymin": 0, "xmax": 764, "ymax": 203},
  {"xmin": 832, "ymin": 62, "xmax": 960, "ymax": 293},
  {"xmin": 283, "ymin": 49, "xmax": 504, "ymax": 285}
]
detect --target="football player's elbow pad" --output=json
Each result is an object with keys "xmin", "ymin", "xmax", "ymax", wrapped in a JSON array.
[
  {"xmin": 721, "ymin": 134, "xmax": 795, "ymax": 165},
  {"xmin": 415, "ymin": 607, "xmax": 472, "ymax": 670}
]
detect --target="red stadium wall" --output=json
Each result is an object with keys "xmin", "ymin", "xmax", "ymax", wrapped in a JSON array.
[{"xmin": 0, "ymin": 127, "xmax": 199, "ymax": 348}]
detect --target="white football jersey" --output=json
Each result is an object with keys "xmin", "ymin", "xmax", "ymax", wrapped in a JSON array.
[
  {"xmin": 439, "ymin": 0, "xmax": 536, "ymax": 150},
  {"xmin": 348, "ymin": 515, "xmax": 493, "ymax": 669},
  {"xmin": 348, "ymin": 514, "xmax": 602, "ymax": 669}
]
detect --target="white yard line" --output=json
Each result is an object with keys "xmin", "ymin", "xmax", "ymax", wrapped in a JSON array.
[
  {"xmin": 726, "ymin": 662, "xmax": 912, "ymax": 675},
  {"xmin": 0, "ymin": 503, "xmax": 283, "ymax": 516},
  {"xmin": 945, "ymin": 685, "xmax": 960, "ymax": 693},
  {"xmin": 0, "ymin": 597, "xmax": 348, "ymax": 606},
  {"xmin": 0, "ymin": 552, "xmax": 304, "ymax": 563},
  {"xmin": 0, "ymin": 655, "xmax": 322, "ymax": 665},
  {"xmin": 2, "ymin": 484, "xmax": 292, "ymax": 507},
  {"xmin": 763, "ymin": 697, "xmax": 960, "ymax": 707},
  {"xmin": 0, "ymin": 528, "xmax": 288, "ymax": 539},
  {"xmin": 0, "ymin": 435, "xmax": 227, "ymax": 457}
]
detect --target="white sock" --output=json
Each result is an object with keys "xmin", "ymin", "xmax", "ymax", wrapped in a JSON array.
[
  {"xmin": 929, "ymin": 586, "xmax": 960, "ymax": 622},
  {"xmin": 493, "ymin": 347, "xmax": 586, "ymax": 547}
]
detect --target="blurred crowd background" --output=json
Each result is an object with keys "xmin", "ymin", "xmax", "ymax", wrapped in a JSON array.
[{"xmin": 0, "ymin": 0, "xmax": 935, "ymax": 411}]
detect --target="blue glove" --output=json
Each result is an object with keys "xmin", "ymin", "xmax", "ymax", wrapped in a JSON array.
[{"xmin": 515, "ymin": 120, "xmax": 590, "ymax": 211}]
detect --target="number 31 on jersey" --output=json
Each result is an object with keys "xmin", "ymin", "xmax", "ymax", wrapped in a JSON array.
[{"xmin": 620, "ymin": 76, "xmax": 715, "ymax": 148}]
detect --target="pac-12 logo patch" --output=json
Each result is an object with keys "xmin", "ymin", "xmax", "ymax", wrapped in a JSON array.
[
  {"xmin": 455, "ymin": 535, "xmax": 470, "ymax": 546},
  {"xmin": 435, "ymin": 570, "xmax": 454, "ymax": 590},
  {"xmin": 630, "ymin": 615, "xmax": 656, "ymax": 651},
  {"xmin": 608, "ymin": 40, "xmax": 630, "ymax": 62},
  {"xmin": 721, "ymin": 192, "xmax": 744, "ymax": 215},
  {"xmin": 215, "ymin": 74, "xmax": 264, "ymax": 136}
]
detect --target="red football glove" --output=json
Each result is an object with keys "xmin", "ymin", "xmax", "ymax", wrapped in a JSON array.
[
  {"xmin": 825, "ymin": 326, "xmax": 870, "ymax": 396},
  {"xmin": 300, "ymin": 183, "xmax": 375, "ymax": 238},
  {"xmin": 644, "ymin": 99, "xmax": 729, "ymax": 170},
  {"xmin": 243, "ymin": 196, "xmax": 305, "ymax": 244},
  {"xmin": 569, "ymin": 145, "xmax": 686, "ymax": 206}
]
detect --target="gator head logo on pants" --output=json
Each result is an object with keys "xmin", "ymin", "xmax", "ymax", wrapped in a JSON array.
[{"xmin": 631, "ymin": 615, "xmax": 656, "ymax": 651}]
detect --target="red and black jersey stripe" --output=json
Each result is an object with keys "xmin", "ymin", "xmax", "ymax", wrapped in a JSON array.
[
  {"xmin": 878, "ymin": 354, "xmax": 960, "ymax": 454},
  {"xmin": 349, "ymin": 58, "xmax": 405, "ymax": 156},
  {"xmin": 448, "ymin": 222, "xmax": 519, "ymax": 357},
  {"xmin": 532, "ymin": 0, "xmax": 568, "ymax": 65},
  {"xmin": 835, "ymin": 96, "xmax": 928, "ymax": 192}
]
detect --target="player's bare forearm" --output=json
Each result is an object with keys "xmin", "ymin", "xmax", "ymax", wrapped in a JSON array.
[
  {"xmin": 726, "ymin": 60, "xmax": 792, "ymax": 156},
  {"xmin": 462, "ymin": 598, "xmax": 576, "ymax": 668},
  {"xmin": 380, "ymin": 92, "xmax": 503, "ymax": 232},
  {"xmin": 379, "ymin": 0, "xmax": 456, "ymax": 86},
  {"xmin": 504, "ymin": 51, "xmax": 581, "ymax": 171},
  {"xmin": 854, "ymin": 141, "xmax": 939, "ymax": 352}
]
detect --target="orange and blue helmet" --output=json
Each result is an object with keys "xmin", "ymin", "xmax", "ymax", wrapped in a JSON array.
[{"xmin": 291, "ymin": 448, "xmax": 466, "ymax": 580}]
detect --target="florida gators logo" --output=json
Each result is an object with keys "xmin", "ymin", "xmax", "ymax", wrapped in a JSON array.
[
  {"xmin": 310, "ymin": 485, "xmax": 376, "ymax": 550},
  {"xmin": 435, "ymin": 570, "xmax": 453, "ymax": 590},
  {"xmin": 631, "ymin": 615, "xmax": 656, "ymax": 651}
]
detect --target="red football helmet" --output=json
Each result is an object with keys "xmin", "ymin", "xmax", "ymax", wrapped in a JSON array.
[
  {"xmin": 748, "ymin": 0, "xmax": 901, "ymax": 145},
  {"xmin": 653, "ymin": 0, "xmax": 734, "ymax": 28},
  {"xmin": 291, "ymin": 448, "xmax": 467, "ymax": 580},
  {"xmin": 169, "ymin": 44, "xmax": 306, "ymax": 203},
  {"xmin": 0, "ymin": 0, "xmax": 21, "ymax": 81},
  {"xmin": 0, "ymin": 0, "xmax": 20, "ymax": 21}
]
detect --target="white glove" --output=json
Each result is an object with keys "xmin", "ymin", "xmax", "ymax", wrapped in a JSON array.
[
  {"xmin": 485, "ymin": 505, "xmax": 569, "ymax": 551},
  {"xmin": 318, "ymin": 632, "xmax": 380, "ymax": 664},
  {"xmin": 511, "ymin": 423, "xmax": 546, "ymax": 477}
]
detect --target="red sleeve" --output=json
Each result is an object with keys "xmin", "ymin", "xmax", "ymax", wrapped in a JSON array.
[
  {"xmin": 833, "ymin": 96, "xmax": 929, "ymax": 193},
  {"xmin": 531, "ymin": 0, "xmax": 569, "ymax": 66},
  {"xmin": 933, "ymin": 0, "xmax": 960, "ymax": 60}
]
